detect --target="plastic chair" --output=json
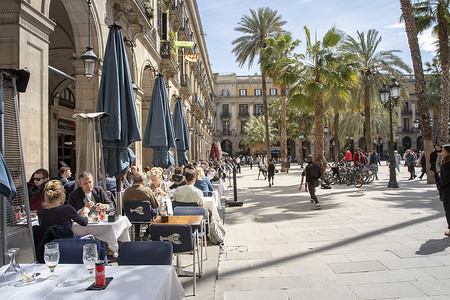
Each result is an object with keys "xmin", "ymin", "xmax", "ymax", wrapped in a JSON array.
[
  {"xmin": 123, "ymin": 201, "xmax": 157, "ymax": 240},
  {"xmin": 118, "ymin": 241, "xmax": 173, "ymax": 265},
  {"xmin": 52, "ymin": 238, "xmax": 106, "ymax": 264},
  {"xmin": 150, "ymin": 224, "xmax": 199, "ymax": 296},
  {"xmin": 173, "ymin": 206, "xmax": 208, "ymax": 265},
  {"xmin": 172, "ymin": 201, "xmax": 199, "ymax": 209}
]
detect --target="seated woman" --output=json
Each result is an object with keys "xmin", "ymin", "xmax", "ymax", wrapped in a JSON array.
[
  {"xmin": 169, "ymin": 167, "xmax": 186, "ymax": 190},
  {"xmin": 148, "ymin": 171, "xmax": 169, "ymax": 200},
  {"xmin": 193, "ymin": 167, "xmax": 214, "ymax": 193},
  {"xmin": 28, "ymin": 168, "xmax": 49, "ymax": 211},
  {"xmin": 38, "ymin": 180, "xmax": 89, "ymax": 231}
]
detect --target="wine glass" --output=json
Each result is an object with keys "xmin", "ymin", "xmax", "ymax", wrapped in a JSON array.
[
  {"xmin": 3, "ymin": 249, "xmax": 20, "ymax": 285},
  {"xmin": 82, "ymin": 243, "xmax": 98, "ymax": 280},
  {"xmin": 44, "ymin": 242, "xmax": 59, "ymax": 279}
]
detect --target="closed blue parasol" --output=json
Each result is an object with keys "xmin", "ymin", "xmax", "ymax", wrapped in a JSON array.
[
  {"xmin": 173, "ymin": 98, "xmax": 190, "ymax": 166},
  {"xmin": 97, "ymin": 24, "xmax": 141, "ymax": 178},
  {"xmin": 142, "ymin": 76, "xmax": 175, "ymax": 168}
]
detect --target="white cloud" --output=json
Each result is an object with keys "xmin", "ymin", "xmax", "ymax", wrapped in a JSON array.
[
  {"xmin": 419, "ymin": 28, "xmax": 437, "ymax": 53},
  {"xmin": 385, "ymin": 22, "xmax": 405, "ymax": 29}
]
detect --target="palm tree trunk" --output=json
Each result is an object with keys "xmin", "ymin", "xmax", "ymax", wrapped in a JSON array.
[
  {"xmin": 280, "ymin": 86, "xmax": 287, "ymax": 171},
  {"xmin": 438, "ymin": 1, "xmax": 449, "ymax": 144},
  {"xmin": 400, "ymin": 0, "xmax": 434, "ymax": 184},
  {"xmin": 334, "ymin": 113, "xmax": 340, "ymax": 163},
  {"xmin": 298, "ymin": 117, "xmax": 304, "ymax": 166},
  {"xmin": 314, "ymin": 94, "xmax": 325, "ymax": 168},
  {"xmin": 261, "ymin": 71, "xmax": 271, "ymax": 160},
  {"xmin": 364, "ymin": 84, "xmax": 372, "ymax": 153}
]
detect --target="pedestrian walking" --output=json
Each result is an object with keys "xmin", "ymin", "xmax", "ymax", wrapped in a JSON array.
[
  {"xmin": 438, "ymin": 144, "xmax": 450, "ymax": 236},
  {"xmin": 300, "ymin": 155, "xmax": 321, "ymax": 209},
  {"xmin": 394, "ymin": 150, "xmax": 401, "ymax": 173},
  {"xmin": 369, "ymin": 148, "xmax": 381, "ymax": 180},
  {"xmin": 285, "ymin": 156, "xmax": 291, "ymax": 173},
  {"xmin": 430, "ymin": 145, "xmax": 442, "ymax": 196},
  {"xmin": 249, "ymin": 156, "xmax": 253, "ymax": 170},
  {"xmin": 235, "ymin": 156, "xmax": 241, "ymax": 173},
  {"xmin": 418, "ymin": 151, "xmax": 426, "ymax": 179},
  {"xmin": 344, "ymin": 148, "xmax": 352, "ymax": 165},
  {"xmin": 267, "ymin": 158, "xmax": 276, "ymax": 187},
  {"xmin": 405, "ymin": 149, "xmax": 416, "ymax": 180}
]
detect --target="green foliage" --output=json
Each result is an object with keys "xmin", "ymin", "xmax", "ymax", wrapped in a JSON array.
[
  {"xmin": 241, "ymin": 116, "xmax": 278, "ymax": 151},
  {"xmin": 425, "ymin": 56, "xmax": 442, "ymax": 109},
  {"xmin": 144, "ymin": 2, "xmax": 154, "ymax": 19}
]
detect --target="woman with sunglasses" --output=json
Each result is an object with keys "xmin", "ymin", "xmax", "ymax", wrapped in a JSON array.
[{"xmin": 28, "ymin": 168, "xmax": 49, "ymax": 210}]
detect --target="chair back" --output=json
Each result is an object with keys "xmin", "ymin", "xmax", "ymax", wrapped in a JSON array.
[
  {"xmin": 118, "ymin": 241, "xmax": 173, "ymax": 265},
  {"xmin": 52, "ymin": 238, "xmax": 105, "ymax": 264},
  {"xmin": 124, "ymin": 201, "xmax": 156, "ymax": 222},
  {"xmin": 150, "ymin": 224, "xmax": 193, "ymax": 253},
  {"xmin": 172, "ymin": 201, "xmax": 198, "ymax": 209},
  {"xmin": 203, "ymin": 191, "xmax": 213, "ymax": 197},
  {"xmin": 32, "ymin": 225, "xmax": 74, "ymax": 263},
  {"xmin": 173, "ymin": 206, "xmax": 207, "ymax": 220}
]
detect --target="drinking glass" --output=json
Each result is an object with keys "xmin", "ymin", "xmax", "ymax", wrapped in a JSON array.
[
  {"xmin": 44, "ymin": 242, "xmax": 59, "ymax": 279},
  {"xmin": 82, "ymin": 243, "xmax": 98, "ymax": 280},
  {"xmin": 3, "ymin": 249, "xmax": 20, "ymax": 285}
]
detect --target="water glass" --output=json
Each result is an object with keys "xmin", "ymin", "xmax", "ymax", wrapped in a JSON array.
[
  {"xmin": 82, "ymin": 243, "xmax": 98, "ymax": 280},
  {"xmin": 3, "ymin": 249, "xmax": 20, "ymax": 285},
  {"xmin": 44, "ymin": 242, "xmax": 60, "ymax": 279}
]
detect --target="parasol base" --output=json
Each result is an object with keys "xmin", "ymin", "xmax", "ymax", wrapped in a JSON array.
[{"xmin": 226, "ymin": 200, "xmax": 243, "ymax": 207}]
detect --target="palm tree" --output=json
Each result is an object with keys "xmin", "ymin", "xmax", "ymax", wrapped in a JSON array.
[
  {"xmin": 413, "ymin": 0, "xmax": 449, "ymax": 143},
  {"xmin": 260, "ymin": 34, "xmax": 300, "ymax": 171},
  {"xmin": 425, "ymin": 57, "xmax": 443, "ymax": 142},
  {"xmin": 232, "ymin": 7, "xmax": 286, "ymax": 160},
  {"xmin": 242, "ymin": 116, "xmax": 278, "ymax": 153},
  {"xmin": 290, "ymin": 26, "xmax": 353, "ymax": 167},
  {"xmin": 341, "ymin": 29, "xmax": 411, "ymax": 153},
  {"xmin": 400, "ymin": 0, "xmax": 434, "ymax": 184}
]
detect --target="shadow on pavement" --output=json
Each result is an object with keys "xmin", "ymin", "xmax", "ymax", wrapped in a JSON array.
[{"xmin": 415, "ymin": 237, "xmax": 450, "ymax": 255}]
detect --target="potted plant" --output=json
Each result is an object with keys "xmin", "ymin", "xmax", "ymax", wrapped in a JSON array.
[{"xmin": 144, "ymin": 2, "xmax": 154, "ymax": 19}]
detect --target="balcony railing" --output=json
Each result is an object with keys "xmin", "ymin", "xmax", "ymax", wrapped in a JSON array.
[
  {"xmin": 239, "ymin": 112, "xmax": 249, "ymax": 118},
  {"xmin": 220, "ymin": 112, "xmax": 231, "ymax": 118},
  {"xmin": 160, "ymin": 41, "xmax": 173, "ymax": 58},
  {"xmin": 254, "ymin": 111, "xmax": 262, "ymax": 117},
  {"xmin": 402, "ymin": 109, "xmax": 412, "ymax": 115},
  {"xmin": 170, "ymin": 0, "xmax": 183, "ymax": 21},
  {"xmin": 180, "ymin": 74, "xmax": 190, "ymax": 88},
  {"xmin": 145, "ymin": 28, "xmax": 157, "ymax": 49}
]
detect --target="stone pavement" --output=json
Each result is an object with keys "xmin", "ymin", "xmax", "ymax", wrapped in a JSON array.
[{"xmin": 213, "ymin": 163, "xmax": 450, "ymax": 300}]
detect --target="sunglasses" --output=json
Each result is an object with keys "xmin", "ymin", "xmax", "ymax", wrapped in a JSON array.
[{"xmin": 32, "ymin": 177, "xmax": 46, "ymax": 181}]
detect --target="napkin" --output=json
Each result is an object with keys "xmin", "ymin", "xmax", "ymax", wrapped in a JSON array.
[{"xmin": 85, "ymin": 277, "xmax": 113, "ymax": 290}]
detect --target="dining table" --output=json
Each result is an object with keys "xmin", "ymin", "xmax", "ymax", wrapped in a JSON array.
[
  {"xmin": 72, "ymin": 215, "xmax": 132, "ymax": 256},
  {"xmin": 0, "ymin": 263, "xmax": 185, "ymax": 300}
]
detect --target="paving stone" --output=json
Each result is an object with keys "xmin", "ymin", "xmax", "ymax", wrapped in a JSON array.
[
  {"xmin": 224, "ymin": 290, "xmax": 289, "ymax": 300},
  {"xmin": 380, "ymin": 257, "xmax": 443, "ymax": 270},
  {"xmin": 287, "ymin": 286, "xmax": 358, "ymax": 300},
  {"xmin": 328, "ymin": 260, "xmax": 388, "ymax": 274},
  {"xmin": 348, "ymin": 282, "xmax": 426, "ymax": 299},
  {"xmin": 411, "ymin": 279, "xmax": 450, "ymax": 296},
  {"xmin": 422, "ymin": 266, "xmax": 450, "ymax": 279}
]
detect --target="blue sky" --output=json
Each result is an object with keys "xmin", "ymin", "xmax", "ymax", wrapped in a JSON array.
[{"xmin": 196, "ymin": 0, "xmax": 437, "ymax": 75}]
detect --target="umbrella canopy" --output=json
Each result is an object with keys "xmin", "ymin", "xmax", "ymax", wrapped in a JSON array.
[
  {"xmin": 210, "ymin": 142, "xmax": 220, "ymax": 160},
  {"xmin": 97, "ymin": 24, "xmax": 141, "ymax": 178},
  {"xmin": 173, "ymin": 99, "xmax": 190, "ymax": 166},
  {"xmin": 143, "ymin": 76, "xmax": 175, "ymax": 168}
]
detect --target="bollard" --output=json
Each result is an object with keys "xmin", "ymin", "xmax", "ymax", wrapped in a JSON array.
[{"xmin": 227, "ymin": 164, "xmax": 243, "ymax": 207}]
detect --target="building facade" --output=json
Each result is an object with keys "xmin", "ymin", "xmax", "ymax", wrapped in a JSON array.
[
  {"xmin": 1, "ymin": 0, "xmax": 215, "ymax": 178},
  {"xmin": 213, "ymin": 73, "xmax": 425, "ymax": 160}
]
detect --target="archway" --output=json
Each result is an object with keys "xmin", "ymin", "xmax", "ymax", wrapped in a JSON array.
[
  {"xmin": 416, "ymin": 136, "xmax": 424, "ymax": 152},
  {"xmin": 221, "ymin": 140, "xmax": 233, "ymax": 156},
  {"xmin": 402, "ymin": 136, "xmax": 412, "ymax": 150}
]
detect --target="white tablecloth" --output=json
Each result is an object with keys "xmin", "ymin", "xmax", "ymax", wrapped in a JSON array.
[
  {"xmin": 0, "ymin": 264, "xmax": 185, "ymax": 300},
  {"xmin": 159, "ymin": 197, "xmax": 174, "ymax": 215},
  {"xmin": 72, "ymin": 216, "xmax": 132, "ymax": 253},
  {"xmin": 203, "ymin": 197, "xmax": 220, "ymax": 222},
  {"xmin": 212, "ymin": 180, "xmax": 224, "ymax": 198}
]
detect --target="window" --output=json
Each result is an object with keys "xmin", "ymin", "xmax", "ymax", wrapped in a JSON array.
[
  {"xmin": 222, "ymin": 89, "xmax": 228, "ymax": 96},
  {"xmin": 239, "ymin": 104, "xmax": 248, "ymax": 115},
  {"xmin": 59, "ymin": 88, "xmax": 76, "ymax": 109},
  {"xmin": 222, "ymin": 104, "xmax": 229, "ymax": 113},
  {"xmin": 254, "ymin": 88, "xmax": 262, "ymax": 96},
  {"xmin": 404, "ymin": 118, "xmax": 410, "ymax": 130},
  {"xmin": 239, "ymin": 89, "xmax": 247, "ymax": 96},
  {"xmin": 223, "ymin": 121, "xmax": 230, "ymax": 135},
  {"xmin": 241, "ymin": 120, "xmax": 247, "ymax": 133},
  {"xmin": 270, "ymin": 88, "xmax": 277, "ymax": 96},
  {"xmin": 254, "ymin": 104, "xmax": 263, "ymax": 116}
]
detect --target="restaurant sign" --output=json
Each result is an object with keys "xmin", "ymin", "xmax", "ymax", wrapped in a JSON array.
[{"xmin": 58, "ymin": 118, "xmax": 76, "ymax": 131}]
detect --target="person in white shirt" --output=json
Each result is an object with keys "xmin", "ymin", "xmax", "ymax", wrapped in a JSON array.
[{"xmin": 172, "ymin": 170, "xmax": 204, "ymax": 207}]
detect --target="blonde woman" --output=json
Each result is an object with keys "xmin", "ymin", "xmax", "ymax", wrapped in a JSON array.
[
  {"xmin": 148, "ymin": 171, "xmax": 169, "ymax": 200},
  {"xmin": 193, "ymin": 167, "xmax": 214, "ymax": 192},
  {"xmin": 37, "ymin": 180, "xmax": 88, "ymax": 231}
]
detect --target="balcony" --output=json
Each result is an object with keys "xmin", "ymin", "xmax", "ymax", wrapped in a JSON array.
[
  {"xmin": 239, "ymin": 112, "xmax": 249, "ymax": 118},
  {"xmin": 180, "ymin": 74, "xmax": 192, "ymax": 98},
  {"xmin": 402, "ymin": 109, "xmax": 412, "ymax": 115},
  {"xmin": 160, "ymin": 41, "xmax": 178, "ymax": 77},
  {"xmin": 254, "ymin": 111, "xmax": 263, "ymax": 117},
  {"xmin": 178, "ymin": 17, "xmax": 191, "ymax": 41},
  {"xmin": 145, "ymin": 28, "xmax": 157, "ymax": 49},
  {"xmin": 220, "ymin": 112, "xmax": 231, "ymax": 119},
  {"xmin": 169, "ymin": 0, "xmax": 183, "ymax": 30}
]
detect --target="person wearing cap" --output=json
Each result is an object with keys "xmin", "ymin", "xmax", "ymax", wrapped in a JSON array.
[
  {"xmin": 405, "ymin": 149, "xmax": 417, "ymax": 180},
  {"xmin": 438, "ymin": 144, "xmax": 450, "ymax": 236}
]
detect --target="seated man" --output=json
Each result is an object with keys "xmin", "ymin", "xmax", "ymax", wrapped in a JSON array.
[
  {"xmin": 58, "ymin": 166, "xmax": 72, "ymax": 186},
  {"xmin": 68, "ymin": 171, "xmax": 113, "ymax": 214},
  {"xmin": 172, "ymin": 170, "xmax": 204, "ymax": 207},
  {"xmin": 123, "ymin": 172, "xmax": 159, "ymax": 209}
]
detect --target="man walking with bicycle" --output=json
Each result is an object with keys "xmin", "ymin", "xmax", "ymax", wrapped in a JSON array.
[{"xmin": 369, "ymin": 148, "xmax": 381, "ymax": 180}]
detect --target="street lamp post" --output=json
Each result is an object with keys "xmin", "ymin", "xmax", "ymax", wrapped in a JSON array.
[{"xmin": 380, "ymin": 78, "xmax": 400, "ymax": 188}]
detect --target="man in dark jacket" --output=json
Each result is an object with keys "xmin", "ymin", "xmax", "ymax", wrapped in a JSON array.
[
  {"xmin": 430, "ymin": 145, "xmax": 442, "ymax": 191},
  {"xmin": 300, "ymin": 155, "xmax": 322, "ymax": 209},
  {"xmin": 405, "ymin": 149, "xmax": 416, "ymax": 180},
  {"xmin": 68, "ymin": 171, "xmax": 114, "ymax": 214}
]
